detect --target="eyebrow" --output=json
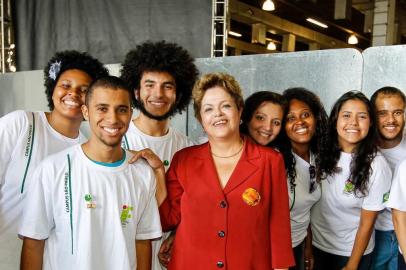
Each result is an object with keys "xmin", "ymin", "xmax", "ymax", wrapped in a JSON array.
[{"xmin": 143, "ymin": 79, "xmax": 175, "ymax": 86}]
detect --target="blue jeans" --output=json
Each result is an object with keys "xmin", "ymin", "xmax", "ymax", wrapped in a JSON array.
[{"xmin": 370, "ymin": 230, "xmax": 398, "ymax": 270}]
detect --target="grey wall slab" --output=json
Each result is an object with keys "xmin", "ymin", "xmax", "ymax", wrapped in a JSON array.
[
  {"xmin": 189, "ymin": 49, "xmax": 363, "ymax": 141},
  {"xmin": 362, "ymin": 45, "xmax": 406, "ymax": 98}
]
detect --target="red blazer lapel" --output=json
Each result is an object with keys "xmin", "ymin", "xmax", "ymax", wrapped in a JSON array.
[{"xmin": 223, "ymin": 138, "xmax": 260, "ymax": 194}]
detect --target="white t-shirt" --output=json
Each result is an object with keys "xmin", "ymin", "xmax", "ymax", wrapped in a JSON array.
[
  {"xmin": 311, "ymin": 152, "xmax": 392, "ymax": 256},
  {"xmin": 19, "ymin": 145, "xmax": 162, "ymax": 270},
  {"xmin": 376, "ymin": 133, "xmax": 406, "ymax": 231},
  {"xmin": 289, "ymin": 153, "xmax": 321, "ymax": 248},
  {"xmin": 0, "ymin": 110, "xmax": 85, "ymax": 269},
  {"xmin": 122, "ymin": 121, "xmax": 194, "ymax": 170},
  {"xmin": 387, "ymin": 158, "xmax": 406, "ymax": 211},
  {"xmin": 122, "ymin": 121, "xmax": 193, "ymax": 270}
]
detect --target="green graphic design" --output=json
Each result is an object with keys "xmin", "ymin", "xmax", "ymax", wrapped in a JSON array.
[
  {"xmin": 120, "ymin": 205, "xmax": 134, "ymax": 226},
  {"xmin": 383, "ymin": 192, "xmax": 390, "ymax": 203},
  {"xmin": 344, "ymin": 180, "xmax": 355, "ymax": 194},
  {"xmin": 84, "ymin": 194, "xmax": 92, "ymax": 202},
  {"xmin": 163, "ymin": 160, "xmax": 169, "ymax": 166}
]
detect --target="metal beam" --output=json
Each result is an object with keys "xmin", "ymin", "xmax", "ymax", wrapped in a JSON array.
[{"xmin": 229, "ymin": 0, "xmax": 353, "ymax": 49}]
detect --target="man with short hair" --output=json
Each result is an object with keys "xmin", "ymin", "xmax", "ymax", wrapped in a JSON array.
[
  {"xmin": 19, "ymin": 76, "xmax": 163, "ymax": 270},
  {"xmin": 370, "ymin": 86, "xmax": 406, "ymax": 270},
  {"xmin": 120, "ymin": 40, "xmax": 198, "ymax": 269}
]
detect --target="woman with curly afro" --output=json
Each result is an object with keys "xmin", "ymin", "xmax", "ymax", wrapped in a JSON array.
[{"xmin": 0, "ymin": 50, "xmax": 108, "ymax": 269}]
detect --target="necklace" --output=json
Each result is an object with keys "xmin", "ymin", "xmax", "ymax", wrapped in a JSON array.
[{"xmin": 211, "ymin": 140, "xmax": 244, "ymax": 158}]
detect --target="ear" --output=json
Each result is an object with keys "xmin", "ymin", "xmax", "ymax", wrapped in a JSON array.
[{"xmin": 82, "ymin": 104, "xmax": 89, "ymax": 121}]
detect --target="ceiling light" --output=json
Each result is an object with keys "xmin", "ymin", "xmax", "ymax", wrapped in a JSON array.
[
  {"xmin": 229, "ymin": 31, "xmax": 242, "ymax": 37},
  {"xmin": 267, "ymin": 41, "xmax": 276, "ymax": 51},
  {"xmin": 262, "ymin": 0, "xmax": 275, "ymax": 11},
  {"xmin": 306, "ymin": 18, "xmax": 328, "ymax": 29},
  {"xmin": 348, "ymin": 34, "xmax": 358, "ymax": 45}
]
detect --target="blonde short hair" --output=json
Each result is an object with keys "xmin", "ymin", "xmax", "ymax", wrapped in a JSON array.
[{"xmin": 192, "ymin": 72, "xmax": 244, "ymax": 121}]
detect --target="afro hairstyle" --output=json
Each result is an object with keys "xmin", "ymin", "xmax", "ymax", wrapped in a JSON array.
[
  {"xmin": 120, "ymin": 40, "xmax": 199, "ymax": 115},
  {"xmin": 44, "ymin": 50, "xmax": 109, "ymax": 110}
]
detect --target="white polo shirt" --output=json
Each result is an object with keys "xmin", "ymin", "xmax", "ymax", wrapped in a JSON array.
[
  {"xmin": 311, "ymin": 152, "xmax": 391, "ymax": 256},
  {"xmin": 19, "ymin": 145, "xmax": 162, "ymax": 270},
  {"xmin": 289, "ymin": 153, "xmax": 321, "ymax": 248},
  {"xmin": 0, "ymin": 110, "xmax": 84, "ymax": 270}
]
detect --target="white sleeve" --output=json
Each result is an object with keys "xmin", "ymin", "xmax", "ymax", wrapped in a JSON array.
[
  {"xmin": 387, "ymin": 159, "xmax": 406, "ymax": 211},
  {"xmin": 0, "ymin": 110, "xmax": 28, "ymax": 185},
  {"xmin": 362, "ymin": 156, "xmax": 392, "ymax": 211},
  {"xmin": 19, "ymin": 163, "xmax": 54, "ymax": 240},
  {"xmin": 136, "ymin": 166, "xmax": 162, "ymax": 240}
]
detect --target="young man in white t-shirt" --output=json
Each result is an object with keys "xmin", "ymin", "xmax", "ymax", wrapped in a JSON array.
[
  {"xmin": 370, "ymin": 86, "xmax": 406, "ymax": 270},
  {"xmin": 19, "ymin": 76, "xmax": 163, "ymax": 270},
  {"xmin": 120, "ymin": 41, "xmax": 198, "ymax": 269},
  {"xmin": 0, "ymin": 51, "xmax": 108, "ymax": 270}
]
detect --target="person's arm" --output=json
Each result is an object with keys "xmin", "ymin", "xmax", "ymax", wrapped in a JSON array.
[
  {"xmin": 392, "ymin": 209, "xmax": 406, "ymax": 261},
  {"xmin": 127, "ymin": 149, "xmax": 167, "ymax": 205},
  {"xmin": 20, "ymin": 238, "xmax": 45, "ymax": 270},
  {"xmin": 343, "ymin": 209, "xmax": 378, "ymax": 270},
  {"xmin": 135, "ymin": 239, "xmax": 151, "ymax": 270},
  {"xmin": 158, "ymin": 231, "xmax": 176, "ymax": 267},
  {"xmin": 304, "ymin": 226, "xmax": 314, "ymax": 270}
]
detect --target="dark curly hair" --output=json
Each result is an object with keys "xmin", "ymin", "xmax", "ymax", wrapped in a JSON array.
[
  {"xmin": 320, "ymin": 91, "xmax": 377, "ymax": 196},
  {"xmin": 44, "ymin": 50, "xmax": 109, "ymax": 110},
  {"xmin": 120, "ymin": 40, "xmax": 198, "ymax": 116},
  {"xmin": 277, "ymin": 87, "xmax": 328, "ymax": 188},
  {"xmin": 240, "ymin": 91, "xmax": 287, "ymax": 148}
]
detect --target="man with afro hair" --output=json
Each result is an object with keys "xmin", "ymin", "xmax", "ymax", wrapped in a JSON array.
[
  {"xmin": 120, "ymin": 41, "xmax": 198, "ymax": 270},
  {"xmin": 0, "ymin": 50, "xmax": 108, "ymax": 270}
]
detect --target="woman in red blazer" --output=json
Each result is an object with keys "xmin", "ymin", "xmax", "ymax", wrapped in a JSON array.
[{"xmin": 159, "ymin": 72, "xmax": 295, "ymax": 270}]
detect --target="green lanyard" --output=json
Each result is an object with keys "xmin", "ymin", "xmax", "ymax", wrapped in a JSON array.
[{"xmin": 20, "ymin": 112, "xmax": 35, "ymax": 193}]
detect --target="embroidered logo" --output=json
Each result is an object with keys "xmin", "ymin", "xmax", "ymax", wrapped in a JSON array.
[
  {"xmin": 64, "ymin": 172, "xmax": 70, "ymax": 213},
  {"xmin": 120, "ymin": 205, "xmax": 133, "ymax": 226},
  {"xmin": 343, "ymin": 179, "xmax": 355, "ymax": 195},
  {"xmin": 84, "ymin": 194, "xmax": 96, "ymax": 209},
  {"xmin": 383, "ymin": 192, "xmax": 390, "ymax": 203}
]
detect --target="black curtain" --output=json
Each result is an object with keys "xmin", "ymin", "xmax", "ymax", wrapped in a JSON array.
[{"xmin": 14, "ymin": 0, "xmax": 211, "ymax": 71}]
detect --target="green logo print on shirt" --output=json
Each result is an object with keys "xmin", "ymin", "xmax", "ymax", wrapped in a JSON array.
[
  {"xmin": 120, "ymin": 205, "xmax": 134, "ymax": 227},
  {"xmin": 383, "ymin": 192, "xmax": 390, "ymax": 203}
]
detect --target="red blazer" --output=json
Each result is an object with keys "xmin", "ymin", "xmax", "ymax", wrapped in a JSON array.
[{"xmin": 159, "ymin": 138, "xmax": 295, "ymax": 270}]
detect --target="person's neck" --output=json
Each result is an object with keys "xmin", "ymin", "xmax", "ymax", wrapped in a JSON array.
[
  {"xmin": 133, "ymin": 113, "xmax": 170, "ymax": 137},
  {"xmin": 81, "ymin": 139, "xmax": 123, "ymax": 163},
  {"xmin": 378, "ymin": 134, "xmax": 403, "ymax": 149},
  {"xmin": 209, "ymin": 134, "xmax": 243, "ymax": 157},
  {"xmin": 291, "ymin": 143, "xmax": 310, "ymax": 162},
  {"xmin": 46, "ymin": 111, "xmax": 81, "ymax": 138}
]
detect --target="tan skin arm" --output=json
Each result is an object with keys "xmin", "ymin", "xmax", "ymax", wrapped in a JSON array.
[
  {"xmin": 20, "ymin": 238, "xmax": 45, "ymax": 270},
  {"xmin": 342, "ymin": 209, "xmax": 378, "ymax": 270},
  {"xmin": 136, "ymin": 239, "xmax": 152, "ymax": 270},
  {"xmin": 392, "ymin": 209, "xmax": 406, "ymax": 262}
]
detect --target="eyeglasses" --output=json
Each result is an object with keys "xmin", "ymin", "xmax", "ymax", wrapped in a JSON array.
[{"xmin": 309, "ymin": 165, "xmax": 316, "ymax": 193}]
